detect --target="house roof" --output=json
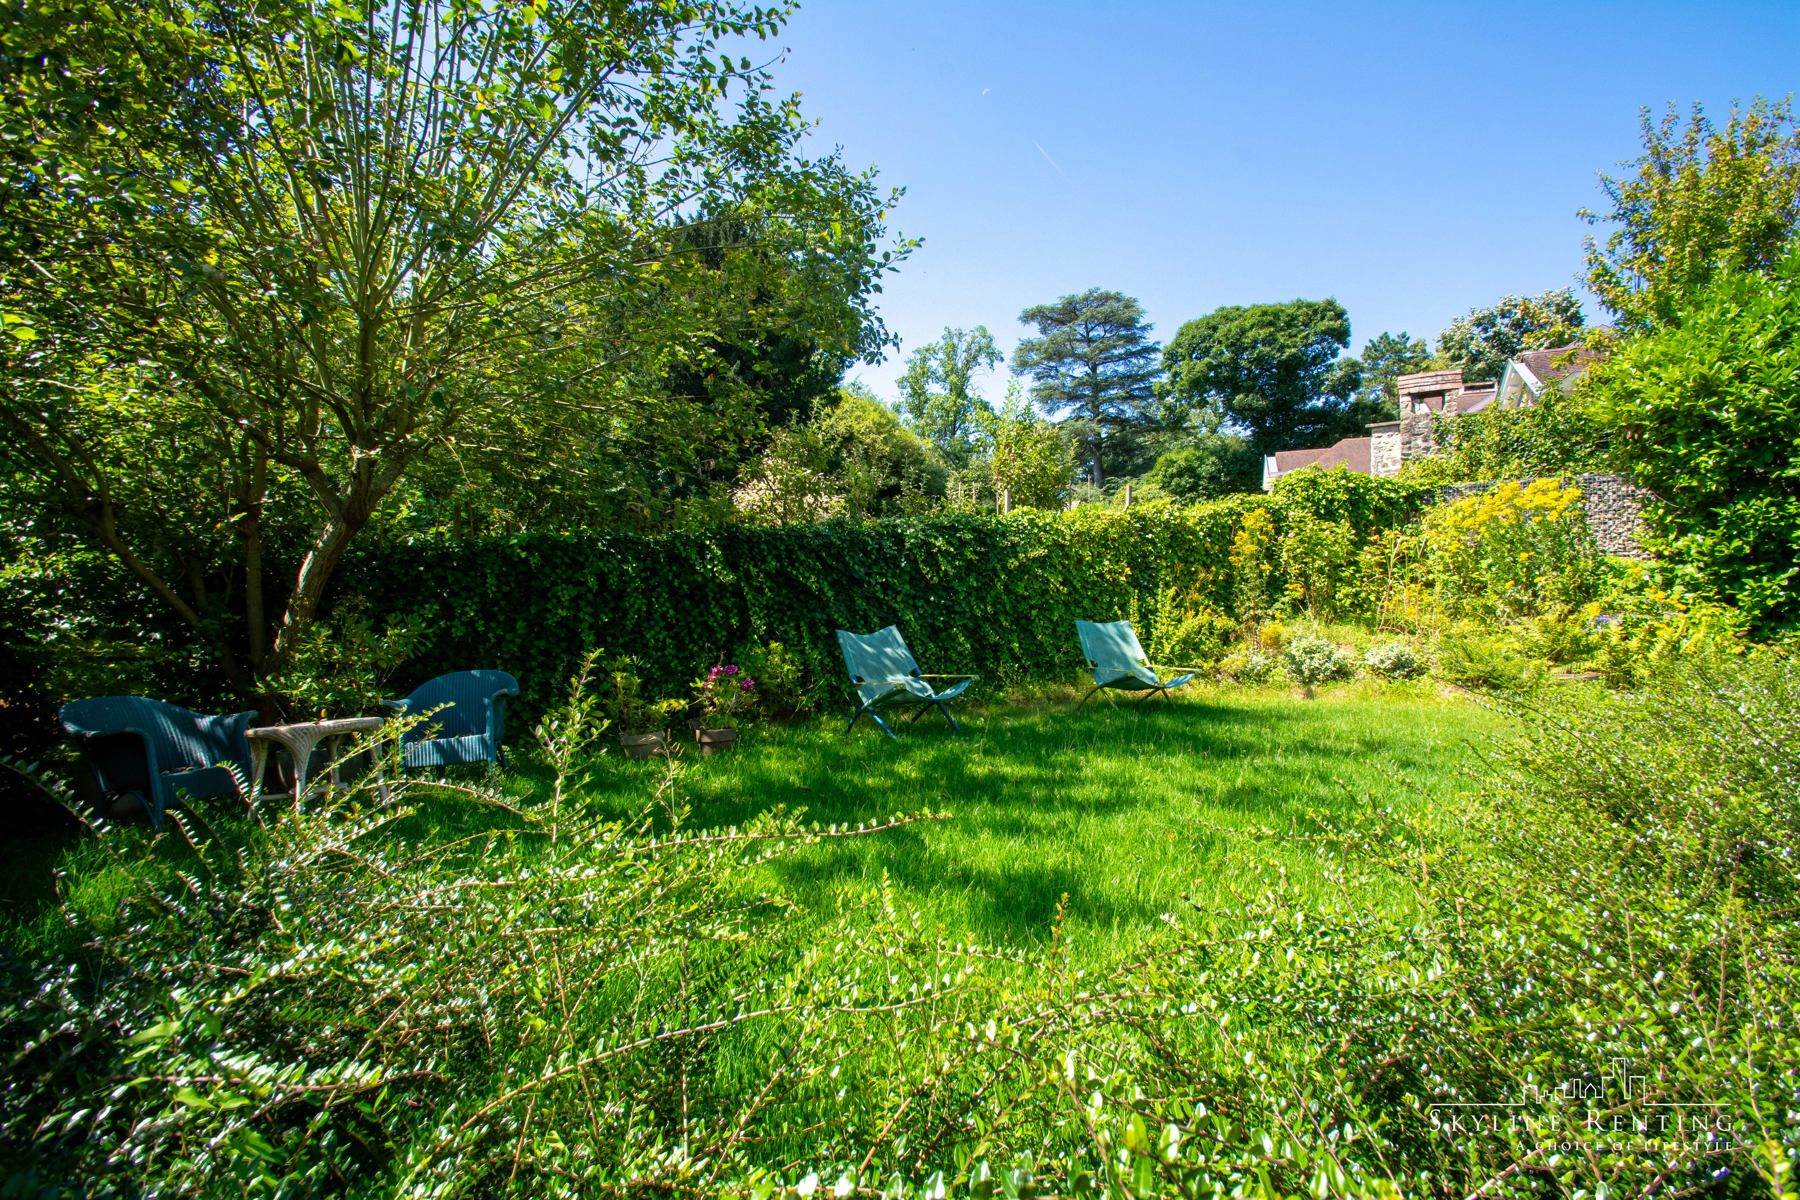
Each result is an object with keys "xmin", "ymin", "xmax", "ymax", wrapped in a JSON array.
[
  {"xmin": 1452, "ymin": 383, "xmax": 1498, "ymax": 415},
  {"xmin": 1272, "ymin": 435, "xmax": 1371, "ymax": 476},
  {"xmin": 1494, "ymin": 343, "xmax": 1606, "ymax": 409},
  {"xmin": 1515, "ymin": 344, "xmax": 1602, "ymax": 385}
]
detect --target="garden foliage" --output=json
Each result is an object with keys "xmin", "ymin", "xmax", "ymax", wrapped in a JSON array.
[
  {"xmin": 1585, "ymin": 253, "xmax": 1800, "ymax": 632},
  {"xmin": 5, "ymin": 647, "xmax": 1795, "ymax": 1197},
  {"xmin": 0, "ymin": 0, "xmax": 906, "ymax": 691},
  {"xmin": 1583, "ymin": 97, "xmax": 1800, "ymax": 333},
  {"xmin": 1281, "ymin": 633, "xmax": 1355, "ymax": 687},
  {"xmin": 1397, "ymin": 384, "xmax": 1613, "ymax": 487},
  {"xmin": 1419, "ymin": 479, "xmax": 1600, "ymax": 619},
  {"xmin": 1361, "ymin": 642, "xmax": 1423, "ymax": 680},
  {"xmin": 333, "ymin": 471, "xmax": 1436, "ymax": 724}
]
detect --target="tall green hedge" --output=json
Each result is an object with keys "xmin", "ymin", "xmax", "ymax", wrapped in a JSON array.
[{"xmin": 341, "ymin": 472, "xmax": 1432, "ymax": 721}]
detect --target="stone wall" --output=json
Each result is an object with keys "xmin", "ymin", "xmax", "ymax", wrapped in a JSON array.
[
  {"xmin": 1370, "ymin": 426, "xmax": 1402, "ymax": 478},
  {"xmin": 1437, "ymin": 473, "xmax": 1653, "ymax": 559},
  {"xmin": 1400, "ymin": 412, "xmax": 1440, "ymax": 463}
]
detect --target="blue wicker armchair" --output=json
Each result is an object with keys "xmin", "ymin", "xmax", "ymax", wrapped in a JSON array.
[
  {"xmin": 60, "ymin": 696, "xmax": 256, "ymax": 827},
  {"xmin": 383, "ymin": 670, "xmax": 520, "ymax": 768}
]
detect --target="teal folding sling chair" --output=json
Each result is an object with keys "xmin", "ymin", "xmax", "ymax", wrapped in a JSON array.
[
  {"xmin": 836, "ymin": 626, "xmax": 975, "ymax": 738},
  {"xmin": 1074, "ymin": 620, "xmax": 1196, "ymax": 707}
]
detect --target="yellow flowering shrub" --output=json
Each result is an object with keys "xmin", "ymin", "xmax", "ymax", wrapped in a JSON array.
[
  {"xmin": 1423, "ymin": 478, "xmax": 1600, "ymax": 618},
  {"xmin": 1584, "ymin": 564, "xmax": 1750, "ymax": 684}
]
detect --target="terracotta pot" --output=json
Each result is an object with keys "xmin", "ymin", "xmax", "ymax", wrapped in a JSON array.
[
  {"xmin": 695, "ymin": 726, "xmax": 738, "ymax": 757},
  {"xmin": 620, "ymin": 730, "xmax": 668, "ymax": 759}
]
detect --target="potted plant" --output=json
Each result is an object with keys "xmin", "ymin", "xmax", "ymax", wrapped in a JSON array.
[
  {"xmin": 606, "ymin": 656, "xmax": 682, "ymax": 758},
  {"xmin": 691, "ymin": 662, "xmax": 756, "ymax": 756}
]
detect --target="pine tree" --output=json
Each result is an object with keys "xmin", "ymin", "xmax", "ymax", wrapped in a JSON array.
[{"xmin": 1012, "ymin": 289, "xmax": 1161, "ymax": 487}]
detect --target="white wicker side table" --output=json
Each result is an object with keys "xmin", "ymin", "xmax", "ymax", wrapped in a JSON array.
[{"xmin": 247, "ymin": 716, "xmax": 388, "ymax": 806}]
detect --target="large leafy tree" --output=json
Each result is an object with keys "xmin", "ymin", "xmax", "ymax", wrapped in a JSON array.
[
  {"xmin": 897, "ymin": 325, "xmax": 1001, "ymax": 463},
  {"xmin": 1348, "ymin": 331, "xmax": 1433, "ymax": 422},
  {"xmin": 1146, "ymin": 433, "xmax": 1260, "ymax": 502},
  {"xmin": 1011, "ymin": 289, "xmax": 1161, "ymax": 487},
  {"xmin": 396, "ymin": 207, "xmax": 898, "ymax": 540},
  {"xmin": 984, "ymin": 380, "xmax": 1076, "ymax": 511},
  {"xmin": 1161, "ymin": 299, "xmax": 1358, "ymax": 456},
  {"xmin": 1584, "ymin": 98, "xmax": 1800, "ymax": 333},
  {"xmin": 1585, "ymin": 253, "xmax": 1800, "ymax": 632},
  {"xmin": 0, "ymin": 0, "xmax": 902, "ymax": 693},
  {"xmin": 734, "ymin": 385, "xmax": 945, "ymax": 525},
  {"xmin": 1434, "ymin": 289, "xmax": 1585, "ymax": 381}
]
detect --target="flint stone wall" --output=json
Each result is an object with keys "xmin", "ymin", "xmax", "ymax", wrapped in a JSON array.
[{"xmin": 1437, "ymin": 473, "xmax": 1653, "ymax": 559}]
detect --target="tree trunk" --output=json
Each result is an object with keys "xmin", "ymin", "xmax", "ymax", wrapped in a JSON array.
[
  {"xmin": 270, "ymin": 514, "xmax": 362, "ymax": 674},
  {"xmin": 241, "ymin": 450, "xmax": 271, "ymax": 673},
  {"xmin": 268, "ymin": 454, "xmax": 411, "ymax": 674}
]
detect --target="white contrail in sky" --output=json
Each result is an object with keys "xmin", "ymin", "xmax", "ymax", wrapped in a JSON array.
[{"xmin": 1033, "ymin": 141, "xmax": 1067, "ymax": 179}]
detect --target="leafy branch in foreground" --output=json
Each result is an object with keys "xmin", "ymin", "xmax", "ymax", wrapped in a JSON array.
[{"xmin": 1, "ymin": 659, "xmax": 951, "ymax": 1196}]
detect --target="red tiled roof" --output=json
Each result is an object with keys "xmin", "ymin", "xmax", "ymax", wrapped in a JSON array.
[
  {"xmin": 1272, "ymin": 446, "xmax": 1330, "ymax": 472},
  {"xmin": 1273, "ymin": 436, "xmax": 1371, "ymax": 476}
]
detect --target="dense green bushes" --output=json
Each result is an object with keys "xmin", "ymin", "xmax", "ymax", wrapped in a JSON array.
[
  {"xmin": 338, "ymin": 472, "xmax": 1435, "ymax": 723},
  {"xmin": 0, "ymin": 453, "xmax": 1752, "ymax": 744},
  {"xmin": 1398, "ymin": 383, "xmax": 1613, "ymax": 487},
  {"xmin": 1586, "ymin": 253, "xmax": 1800, "ymax": 633}
]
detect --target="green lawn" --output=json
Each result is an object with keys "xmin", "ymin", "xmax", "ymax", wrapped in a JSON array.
[
  {"xmin": 504, "ymin": 679, "xmax": 1505, "ymax": 957},
  {"xmin": 3, "ymin": 680, "xmax": 1505, "ymax": 966}
]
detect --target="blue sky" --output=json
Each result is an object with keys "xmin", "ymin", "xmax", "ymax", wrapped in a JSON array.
[{"xmin": 759, "ymin": 1, "xmax": 1800, "ymax": 403}]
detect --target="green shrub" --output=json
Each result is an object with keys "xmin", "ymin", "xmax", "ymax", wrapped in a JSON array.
[
  {"xmin": 7, "ymin": 464, "xmax": 1439, "ymax": 753},
  {"xmin": 0, "ymin": 678, "xmax": 953, "ymax": 1196},
  {"xmin": 1511, "ymin": 610, "xmax": 1598, "ymax": 665},
  {"xmin": 738, "ymin": 641, "xmax": 811, "ymax": 717},
  {"xmin": 1421, "ymin": 478, "xmax": 1602, "ymax": 618},
  {"xmin": 1276, "ymin": 511, "xmax": 1356, "ymax": 620},
  {"xmin": 1144, "ymin": 432, "xmax": 1259, "ymax": 502},
  {"xmin": 331, "ymin": 483, "xmax": 1433, "ymax": 732},
  {"xmin": 1227, "ymin": 505, "xmax": 1277, "ymax": 620},
  {"xmin": 267, "ymin": 597, "xmax": 421, "ymax": 719},
  {"xmin": 1267, "ymin": 465, "xmax": 1434, "ymax": 537},
  {"xmin": 1282, "ymin": 634, "xmax": 1355, "ymax": 687},
  {"xmin": 1434, "ymin": 628, "xmax": 1544, "ymax": 691},
  {"xmin": 1397, "ymin": 382, "xmax": 1612, "ymax": 486},
  {"xmin": 1217, "ymin": 645, "xmax": 1279, "ymax": 683},
  {"xmin": 1362, "ymin": 641, "xmax": 1424, "ymax": 679},
  {"xmin": 1586, "ymin": 252, "xmax": 1800, "ymax": 632},
  {"xmin": 1208, "ymin": 653, "xmax": 1800, "ymax": 1197},
  {"xmin": 602, "ymin": 653, "xmax": 684, "ymax": 733},
  {"xmin": 1145, "ymin": 589, "xmax": 1237, "ymax": 670}
]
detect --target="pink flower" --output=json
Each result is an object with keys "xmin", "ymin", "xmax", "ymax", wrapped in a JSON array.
[
  {"xmin": 739, "ymin": 678, "xmax": 755, "ymax": 692},
  {"xmin": 723, "ymin": 664, "xmax": 739, "ymax": 676}
]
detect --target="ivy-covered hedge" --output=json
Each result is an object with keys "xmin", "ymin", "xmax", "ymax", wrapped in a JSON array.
[{"xmin": 341, "ymin": 472, "xmax": 1433, "ymax": 721}]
